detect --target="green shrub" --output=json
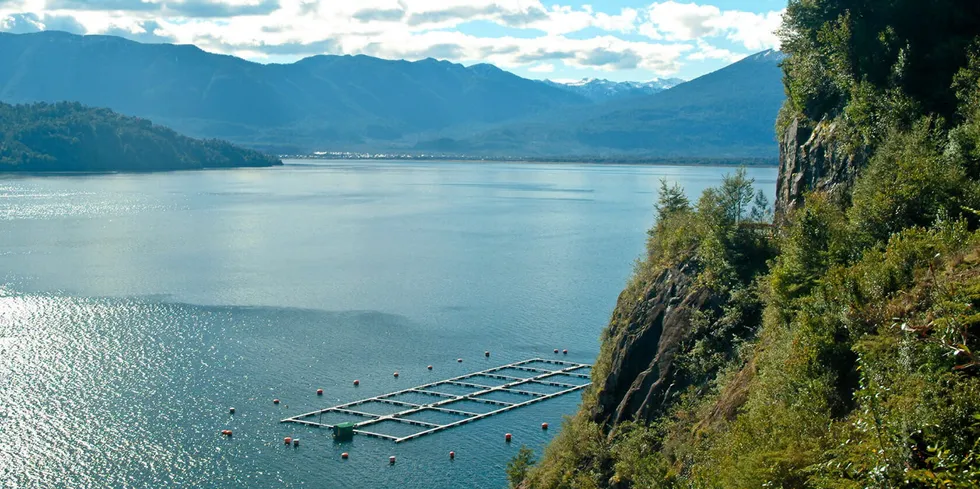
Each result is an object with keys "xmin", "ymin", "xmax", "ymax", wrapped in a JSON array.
[
  {"xmin": 849, "ymin": 119, "xmax": 975, "ymax": 244},
  {"xmin": 508, "ymin": 446, "xmax": 537, "ymax": 488}
]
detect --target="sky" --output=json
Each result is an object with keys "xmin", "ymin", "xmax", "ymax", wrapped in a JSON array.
[{"xmin": 0, "ymin": 0, "xmax": 787, "ymax": 82}]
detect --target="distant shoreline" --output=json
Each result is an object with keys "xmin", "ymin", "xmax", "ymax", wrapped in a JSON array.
[{"xmin": 280, "ymin": 154, "xmax": 780, "ymax": 167}]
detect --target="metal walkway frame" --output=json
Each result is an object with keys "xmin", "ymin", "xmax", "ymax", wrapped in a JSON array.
[{"xmin": 281, "ymin": 358, "xmax": 592, "ymax": 443}]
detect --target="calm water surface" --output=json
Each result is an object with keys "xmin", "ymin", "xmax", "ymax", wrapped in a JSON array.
[{"xmin": 0, "ymin": 160, "xmax": 776, "ymax": 488}]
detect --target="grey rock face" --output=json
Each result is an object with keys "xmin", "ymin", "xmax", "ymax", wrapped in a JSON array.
[
  {"xmin": 592, "ymin": 258, "xmax": 725, "ymax": 425},
  {"xmin": 776, "ymin": 117, "xmax": 870, "ymax": 218}
]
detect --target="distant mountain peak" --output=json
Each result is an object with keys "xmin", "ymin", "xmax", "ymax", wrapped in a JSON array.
[
  {"xmin": 746, "ymin": 49, "xmax": 787, "ymax": 62},
  {"xmin": 539, "ymin": 77, "xmax": 685, "ymax": 102}
]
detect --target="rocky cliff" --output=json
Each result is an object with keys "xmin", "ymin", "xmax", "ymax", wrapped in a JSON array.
[
  {"xmin": 775, "ymin": 116, "xmax": 870, "ymax": 217},
  {"xmin": 590, "ymin": 258, "xmax": 725, "ymax": 425},
  {"xmin": 585, "ymin": 115, "xmax": 865, "ymax": 430}
]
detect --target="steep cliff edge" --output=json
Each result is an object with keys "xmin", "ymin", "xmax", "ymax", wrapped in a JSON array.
[
  {"xmin": 591, "ymin": 259, "xmax": 725, "ymax": 426},
  {"xmin": 775, "ymin": 117, "xmax": 870, "ymax": 216},
  {"xmin": 587, "ymin": 112, "xmax": 871, "ymax": 430}
]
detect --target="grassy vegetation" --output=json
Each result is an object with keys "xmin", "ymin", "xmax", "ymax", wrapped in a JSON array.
[{"xmin": 512, "ymin": 2, "xmax": 980, "ymax": 487}]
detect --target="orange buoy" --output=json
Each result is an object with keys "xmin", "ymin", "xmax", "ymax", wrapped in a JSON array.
[
  {"xmin": 317, "ymin": 388, "xmax": 323, "ymax": 395},
  {"xmin": 457, "ymin": 358, "xmax": 463, "ymax": 363},
  {"xmin": 485, "ymin": 351, "xmax": 490, "ymax": 358},
  {"xmin": 341, "ymin": 452, "xmax": 349, "ymax": 460},
  {"xmin": 449, "ymin": 451, "xmax": 455, "ymax": 460},
  {"xmin": 229, "ymin": 407, "xmax": 235, "ymax": 414},
  {"xmin": 505, "ymin": 433, "xmax": 512, "ymax": 442},
  {"xmin": 221, "ymin": 430, "xmax": 233, "ymax": 436},
  {"xmin": 553, "ymin": 349, "xmax": 559, "ymax": 353},
  {"xmin": 542, "ymin": 423, "xmax": 549, "ymax": 430},
  {"xmin": 273, "ymin": 399, "xmax": 280, "ymax": 404},
  {"xmin": 284, "ymin": 437, "xmax": 292, "ymax": 445},
  {"xmin": 393, "ymin": 372, "xmax": 399, "ymax": 378},
  {"xmin": 354, "ymin": 380, "xmax": 360, "ymax": 386},
  {"xmin": 389, "ymin": 456, "xmax": 396, "ymax": 464},
  {"xmin": 293, "ymin": 439, "xmax": 300, "ymax": 447},
  {"xmin": 427, "ymin": 365, "xmax": 433, "ymax": 370},
  {"xmin": 563, "ymin": 349, "xmax": 568, "ymax": 355}
]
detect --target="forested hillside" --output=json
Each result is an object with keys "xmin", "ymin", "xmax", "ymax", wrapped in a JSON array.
[
  {"xmin": 0, "ymin": 102, "xmax": 281, "ymax": 172},
  {"xmin": 517, "ymin": 1, "xmax": 980, "ymax": 487}
]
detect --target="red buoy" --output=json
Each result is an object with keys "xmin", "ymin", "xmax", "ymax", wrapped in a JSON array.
[
  {"xmin": 542, "ymin": 423, "xmax": 549, "ymax": 430},
  {"xmin": 393, "ymin": 372, "xmax": 399, "ymax": 378},
  {"xmin": 563, "ymin": 349, "xmax": 568, "ymax": 355},
  {"xmin": 427, "ymin": 365, "xmax": 433, "ymax": 370},
  {"xmin": 273, "ymin": 399, "xmax": 280, "ymax": 404},
  {"xmin": 485, "ymin": 351, "xmax": 490, "ymax": 358},
  {"xmin": 284, "ymin": 437, "xmax": 292, "ymax": 445},
  {"xmin": 505, "ymin": 433, "xmax": 512, "ymax": 442},
  {"xmin": 317, "ymin": 388, "xmax": 323, "ymax": 395},
  {"xmin": 341, "ymin": 452, "xmax": 349, "ymax": 460},
  {"xmin": 553, "ymin": 349, "xmax": 559, "ymax": 354},
  {"xmin": 449, "ymin": 451, "xmax": 455, "ymax": 460},
  {"xmin": 221, "ymin": 430, "xmax": 233, "ymax": 436},
  {"xmin": 389, "ymin": 456, "xmax": 396, "ymax": 464},
  {"xmin": 354, "ymin": 380, "xmax": 360, "ymax": 386}
]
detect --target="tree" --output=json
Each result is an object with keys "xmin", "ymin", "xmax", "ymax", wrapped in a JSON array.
[
  {"xmin": 719, "ymin": 168, "xmax": 755, "ymax": 224},
  {"xmin": 750, "ymin": 190, "xmax": 771, "ymax": 223},
  {"xmin": 507, "ymin": 446, "xmax": 536, "ymax": 488},
  {"xmin": 655, "ymin": 178, "xmax": 690, "ymax": 219}
]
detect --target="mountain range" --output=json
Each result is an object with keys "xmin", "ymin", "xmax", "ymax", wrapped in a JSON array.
[
  {"xmin": 0, "ymin": 31, "xmax": 786, "ymax": 159},
  {"xmin": 540, "ymin": 78, "xmax": 685, "ymax": 102},
  {"xmin": 424, "ymin": 50, "xmax": 787, "ymax": 158}
]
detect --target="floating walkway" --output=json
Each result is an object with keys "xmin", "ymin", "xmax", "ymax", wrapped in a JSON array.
[{"xmin": 281, "ymin": 358, "xmax": 592, "ymax": 443}]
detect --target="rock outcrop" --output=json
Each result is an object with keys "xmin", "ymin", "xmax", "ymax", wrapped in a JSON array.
[
  {"xmin": 589, "ymin": 114, "xmax": 870, "ymax": 428},
  {"xmin": 591, "ymin": 257, "xmax": 726, "ymax": 425},
  {"xmin": 775, "ymin": 117, "xmax": 870, "ymax": 218}
]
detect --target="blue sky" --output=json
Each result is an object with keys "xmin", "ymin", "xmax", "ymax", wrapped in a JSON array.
[{"xmin": 0, "ymin": 0, "xmax": 788, "ymax": 82}]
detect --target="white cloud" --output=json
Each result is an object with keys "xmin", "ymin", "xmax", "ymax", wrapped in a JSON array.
[
  {"xmin": 0, "ymin": 0, "xmax": 782, "ymax": 78},
  {"xmin": 714, "ymin": 9, "xmax": 783, "ymax": 51},
  {"xmin": 646, "ymin": 1, "xmax": 719, "ymax": 40},
  {"xmin": 688, "ymin": 39, "xmax": 744, "ymax": 63},
  {"xmin": 641, "ymin": 1, "xmax": 783, "ymax": 51},
  {"xmin": 528, "ymin": 63, "xmax": 555, "ymax": 73}
]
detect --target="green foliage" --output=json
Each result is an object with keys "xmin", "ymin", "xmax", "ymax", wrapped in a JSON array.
[
  {"xmin": 655, "ymin": 178, "xmax": 691, "ymax": 219},
  {"xmin": 0, "ymin": 101, "xmax": 280, "ymax": 172},
  {"xmin": 849, "ymin": 118, "xmax": 979, "ymax": 244},
  {"xmin": 908, "ymin": 415, "xmax": 980, "ymax": 489},
  {"xmin": 528, "ymin": 4, "xmax": 980, "ymax": 489},
  {"xmin": 610, "ymin": 422, "xmax": 678, "ymax": 488},
  {"xmin": 525, "ymin": 416, "xmax": 609, "ymax": 489},
  {"xmin": 647, "ymin": 168, "xmax": 775, "ymax": 288},
  {"xmin": 508, "ymin": 446, "xmax": 538, "ymax": 488},
  {"xmin": 781, "ymin": 0, "xmax": 980, "ymax": 125}
]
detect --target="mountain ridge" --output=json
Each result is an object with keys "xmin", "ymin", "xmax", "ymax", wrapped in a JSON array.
[
  {"xmin": 0, "ymin": 31, "xmax": 785, "ymax": 158},
  {"xmin": 419, "ymin": 50, "xmax": 786, "ymax": 158}
]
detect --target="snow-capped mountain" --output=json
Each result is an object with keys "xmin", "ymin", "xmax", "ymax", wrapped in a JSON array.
[{"xmin": 540, "ymin": 77, "xmax": 686, "ymax": 101}]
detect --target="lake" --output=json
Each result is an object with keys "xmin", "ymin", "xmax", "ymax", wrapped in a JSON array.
[{"xmin": 0, "ymin": 160, "xmax": 777, "ymax": 488}]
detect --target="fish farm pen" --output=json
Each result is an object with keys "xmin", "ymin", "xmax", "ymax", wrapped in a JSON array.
[{"xmin": 281, "ymin": 358, "xmax": 592, "ymax": 443}]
